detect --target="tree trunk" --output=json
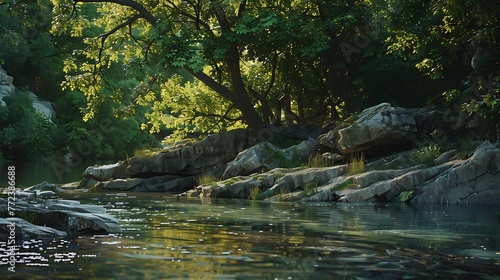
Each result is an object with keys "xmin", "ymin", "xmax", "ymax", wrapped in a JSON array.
[{"xmin": 185, "ymin": 67, "xmax": 268, "ymax": 135}]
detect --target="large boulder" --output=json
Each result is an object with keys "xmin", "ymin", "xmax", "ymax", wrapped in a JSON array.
[
  {"xmin": 192, "ymin": 165, "xmax": 345, "ymax": 200},
  {"xmin": 222, "ymin": 140, "xmax": 317, "ymax": 179},
  {"xmin": 128, "ymin": 129, "xmax": 250, "ymax": 176},
  {"xmin": 302, "ymin": 141, "xmax": 500, "ymax": 204},
  {"xmin": 83, "ymin": 162, "xmax": 127, "ymax": 181},
  {"xmin": 93, "ymin": 174, "xmax": 199, "ymax": 192},
  {"xmin": 320, "ymin": 103, "xmax": 417, "ymax": 154}
]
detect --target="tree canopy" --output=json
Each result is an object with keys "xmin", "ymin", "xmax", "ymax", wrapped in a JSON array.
[
  {"xmin": 49, "ymin": 0, "xmax": 390, "ymax": 137},
  {"xmin": 1, "ymin": 0, "xmax": 497, "ymax": 161}
]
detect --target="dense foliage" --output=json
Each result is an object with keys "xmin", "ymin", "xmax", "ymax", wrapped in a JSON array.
[
  {"xmin": 1, "ymin": 0, "xmax": 498, "ymax": 160},
  {"xmin": 0, "ymin": 90, "xmax": 58, "ymax": 159},
  {"xmin": 0, "ymin": 0, "xmax": 160, "ymax": 160},
  {"xmin": 48, "ymin": 0, "xmax": 498, "ymax": 138}
]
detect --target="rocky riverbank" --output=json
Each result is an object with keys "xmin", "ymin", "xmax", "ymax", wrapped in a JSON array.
[{"xmin": 18, "ymin": 103, "xmax": 500, "ymax": 205}]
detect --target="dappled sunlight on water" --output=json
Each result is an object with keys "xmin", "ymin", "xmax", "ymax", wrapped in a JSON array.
[{"xmin": 1, "ymin": 192, "xmax": 499, "ymax": 279}]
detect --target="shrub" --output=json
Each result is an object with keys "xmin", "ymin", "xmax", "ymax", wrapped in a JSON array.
[
  {"xmin": 0, "ymin": 90, "xmax": 55, "ymax": 159},
  {"xmin": 273, "ymin": 171, "xmax": 284, "ymax": 180}
]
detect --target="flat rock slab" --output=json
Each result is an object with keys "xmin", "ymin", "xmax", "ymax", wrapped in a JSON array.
[{"xmin": 0, "ymin": 198, "xmax": 121, "ymax": 240}]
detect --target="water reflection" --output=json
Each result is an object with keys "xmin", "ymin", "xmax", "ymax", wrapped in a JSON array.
[{"xmin": 1, "ymin": 192, "xmax": 499, "ymax": 279}]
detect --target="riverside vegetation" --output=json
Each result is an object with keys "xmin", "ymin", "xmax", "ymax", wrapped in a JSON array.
[{"xmin": 1, "ymin": 1, "xmax": 498, "ymax": 204}]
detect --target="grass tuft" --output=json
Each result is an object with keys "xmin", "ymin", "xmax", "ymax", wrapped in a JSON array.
[
  {"xmin": 307, "ymin": 153, "xmax": 332, "ymax": 168},
  {"xmin": 347, "ymin": 152, "xmax": 365, "ymax": 175},
  {"xmin": 277, "ymin": 188, "xmax": 288, "ymax": 202},
  {"xmin": 248, "ymin": 186, "xmax": 260, "ymax": 201},
  {"xmin": 197, "ymin": 174, "xmax": 218, "ymax": 186},
  {"xmin": 303, "ymin": 181, "xmax": 319, "ymax": 196}
]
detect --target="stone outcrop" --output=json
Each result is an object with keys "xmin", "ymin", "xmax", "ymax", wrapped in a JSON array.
[
  {"xmin": 75, "ymin": 102, "xmax": 499, "ymax": 205},
  {"xmin": 0, "ymin": 198, "xmax": 121, "ymax": 240},
  {"xmin": 411, "ymin": 141, "xmax": 500, "ymax": 204},
  {"xmin": 187, "ymin": 139, "xmax": 500, "ymax": 205},
  {"xmin": 78, "ymin": 129, "xmax": 251, "ymax": 192},
  {"xmin": 320, "ymin": 103, "xmax": 417, "ymax": 154},
  {"xmin": 222, "ymin": 140, "xmax": 316, "ymax": 179}
]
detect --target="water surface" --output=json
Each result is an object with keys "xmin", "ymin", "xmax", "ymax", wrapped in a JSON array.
[{"xmin": 1, "ymin": 192, "xmax": 499, "ymax": 279}]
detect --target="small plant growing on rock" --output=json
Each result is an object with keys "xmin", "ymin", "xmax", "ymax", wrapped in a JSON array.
[
  {"xmin": 248, "ymin": 186, "xmax": 260, "ymax": 201},
  {"xmin": 277, "ymin": 188, "xmax": 288, "ymax": 202},
  {"xmin": 273, "ymin": 171, "xmax": 284, "ymax": 180},
  {"xmin": 303, "ymin": 181, "xmax": 319, "ymax": 196},
  {"xmin": 307, "ymin": 153, "xmax": 332, "ymax": 168},
  {"xmin": 330, "ymin": 178, "xmax": 358, "ymax": 191},
  {"xmin": 399, "ymin": 190, "xmax": 414, "ymax": 202},
  {"xmin": 347, "ymin": 152, "xmax": 365, "ymax": 175},
  {"xmin": 410, "ymin": 144, "xmax": 441, "ymax": 166}
]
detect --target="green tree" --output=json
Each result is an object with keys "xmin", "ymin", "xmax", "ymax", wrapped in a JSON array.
[
  {"xmin": 385, "ymin": 0, "xmax": 499, "ymax": 138},
  {"xmin": 0, "ymin": 0, "xmax": 67, "ymax": 101},
  {"xmin": 50, "ymin": 0, "xmax": 380, "ymax": 136}
]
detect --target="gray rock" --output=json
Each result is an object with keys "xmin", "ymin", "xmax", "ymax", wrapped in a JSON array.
[
  {"xmin": 28, "ymin": 92, "xmax": 56, "ymax": 120},
  {"xmin": 412, "ymin": 141, "xmax": 500, "ymax": 204},
  {"xmin": 191, "ymin": 140, "xmax": 500, "ymax": 205},
  {"xmin": 25, "ymin": 181, "xmax": 61, "ymax": 192},
  {"xmin": 0, "ymin": 198, "xmax": 121, "ymax": 239},
  {"xmin": 16, "ymin": 191, "xmax": 36, "ymax": 198},
  {"xmin": 128, "ymin": 129, "xmax": 250, "ymax": 177},
  {"xmin": 35, "ymin": 190, "xmax": 56, "ymax": 198},
  {"xmin": 222, "ymin": 140, "xmax": 317, "ymax": 179},
  {"xmin": 0, "ymin": 218, "xmax": 67, "ymax": 240},
  {"xmin": 321, "ymin": 103, "xmax": 417, "ymax": 154},
  {"xmin": 83, "ymin": 162, "xmax": 125, "ymax": 181},
  {"xmin": 79, "ymin": 129, "xmax": 251, "ymax": 191}
]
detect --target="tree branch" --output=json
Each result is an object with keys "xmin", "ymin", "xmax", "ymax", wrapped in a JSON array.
[
  {"xmin": 184, "ymin": 66, "xmax": 235, "ymax": 102},
  {"xmin": 76, "ymin": 0, "xmax": 157, "ymax": 26}
]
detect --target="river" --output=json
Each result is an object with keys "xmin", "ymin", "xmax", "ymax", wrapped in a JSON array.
[{"xmin": 1, "ymin": 191, "xmax": 499, "ymax": 279}]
